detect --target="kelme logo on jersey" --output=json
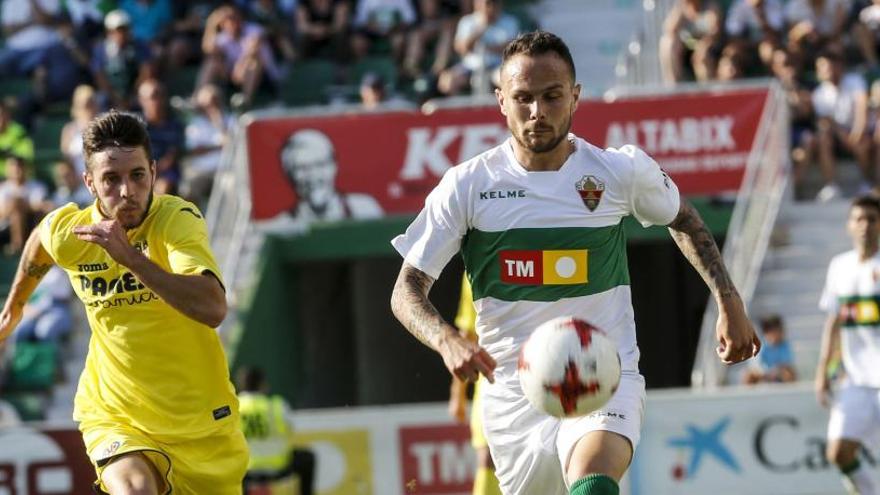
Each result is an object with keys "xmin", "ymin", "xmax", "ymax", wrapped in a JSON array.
[
  {"xmin": 499, "ymin": 249, "xmax": 587, "ymax": 285},
  {"xmin": 576, "ymin": 175, "xmax": 605, "ymax": 212},
  {"xmin": 838, "ymin": 295, "xmax": 880, "ymax": 327}
]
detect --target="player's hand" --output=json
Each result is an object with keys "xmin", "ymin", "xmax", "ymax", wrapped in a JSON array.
[
  {"xmin": 815, "ymin": 373, "xmax": 831, "ymax": 408},
  {"xmin": 715, "ymin": 297, "xmax": 761, "ymax": 364},
  {"xmin": 73, "ymin": 220, "xmax": 138, "ymax": 267},
  {"xmin": 438, "ymin": 329, "xmax": 496, "ymax": 384}
]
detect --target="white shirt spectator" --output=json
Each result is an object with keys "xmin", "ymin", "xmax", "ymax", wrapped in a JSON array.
[
  {"xmin": 813, "ymin": 72, "xmax": 867, "ymax": 129},
  {"xmin": 726, "ymin": 0, "xmax": 784, "ymax": 40},
  {"xmin": 1, "ymin": 0, "xmax": 62, "ymax": 50},
  {"xmin": 455, "ymin": 13, "xmax": 520, "ymax": 71},
  {"xmin": 353, "ymin": 0, "xmax": 416, "ymax": 29},
  {"xmin": 860, "ymin": 3, "xmax": 880, "ymax": 31},
  {"xmin": 784, "ymin": 0, "xmax": 850, "ymax": 36},
  {"xmin": 0, "ymin": 180, "xmax": 48, "ymax": 210},
  {"xmin": 216, "ymin": 22, "xmax": 281, "ymax": 81},
  {"xmin": 63, "ymin": 0, "xmax": 103, "ymax": 27},
  {"xmin": 185, "ymin": 114, "xmax": 234, "ymax": 174}
]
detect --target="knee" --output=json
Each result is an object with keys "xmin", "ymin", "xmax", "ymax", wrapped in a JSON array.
[{"xmin": 826, "ymin": 441, "xmax": 858, "ymax": 468}]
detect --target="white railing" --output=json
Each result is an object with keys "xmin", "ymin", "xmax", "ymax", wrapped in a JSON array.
[{"xmin": 690, "ymin": 81, "xmax": 790, "ymax": 387}]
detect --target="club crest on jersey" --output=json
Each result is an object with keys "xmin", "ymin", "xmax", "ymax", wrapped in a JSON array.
[{"xmin": 576, "ymin": 175, "xmax": 605, "ymax": 212}]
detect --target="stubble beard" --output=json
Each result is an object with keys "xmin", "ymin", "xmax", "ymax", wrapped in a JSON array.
[{"xmin": 512, "ymin": 114, "xmax": 573, "ymax": 154}]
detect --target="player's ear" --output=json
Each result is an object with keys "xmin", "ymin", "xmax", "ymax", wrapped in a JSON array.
[
  {"xmin": 82, "ymin": 169, "xmax": 95, "ymax": 196},
  {"xmin": 571, "ymin": 83, "xmax": 581, "ymax": 113},
  {"xmin": 150, "ymin": 160, "xmax": 158, "ymax": 179},
  {"xmin": 495, "ymin": 88, "xmax": 507, "ymax": 116}
]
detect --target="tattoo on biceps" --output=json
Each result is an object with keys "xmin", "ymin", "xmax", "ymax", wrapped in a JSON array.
[
  {"xmin": 392, "ymin": 265, "xmax": 447, "ymax": 347},
  {"xmin": 669, "ymin": 201, "xmax": 736, "ymax": 299},
  {"xmin": 24, "ymin": 262, "xmax": 51, "ymax": 279}
]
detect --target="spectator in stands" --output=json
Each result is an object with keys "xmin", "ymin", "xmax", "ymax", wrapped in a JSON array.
[
  {"xmin": 166, "ymin": 2, "xmax": 218, "ymax": 69},
  {"xmin": 295, "ymin": 0, "xmax": 351, "ymax": 60},
  {"xmin": 247, "ymin": 0, "xmax": 298, "ymax": 63},
  {"xmin": 784, "ymin": 0, "xmax": 849, "ymax": 66},
  {"xmin": 138, "ymin": 79, "xmax": 184, "ymax": 195},
  {"xmin": 14, "ymin": 266, "xmax": 73, "ymax": 345},
  {"xmin": 237, "ymin": 366, "xmax": 316, "ymax": 495},
  {"xmin": 51, "ymin": 160, "xmax": 92, "ymax": 208},
  {"xmin": 91, "ymin": 10, "xmax": 152, "ymax": 110},
  {"xmin": 772, "ymin": 49, "xmax": 819, "ymax": 199},
  {"xmin": 119, "ymin": 0, "xmax": 174, "ymax": 46},
  {"xmin": 437, "ymin": 0, "xmax": 520, "ymax": 95},
  {"xmin": 812, "ymin": 50, "xmax": 872, "ymax": 202},
  {"xmin": 0, "ymin": 0, "xmax": 64, "ymax": 78},
  {"xmin": 61, "ymin": 0, "xmax": 108, "ymax": 45},
  {"xmin": 350, "ymin": 0, "xmax": 417, "ymax": 61},
  {"xmin": 358, "ymin": 71, "xmax": 413, "ymax": 109},
  {"xmin": 0, "ymin": 102, "xmax": 35, "ymax": 169},
  {"xmin": 60, "ymin": 85, "xmax": 98, "ymax": 175},
  {"xmin": 183, "ymin": 84, "xmax": 234, "ymax": 206},
  {"xmin": 723, "ymin": 0, "xmax": 785, "ymax": 72},
  {"xmin": 200, "ymin": 5, "xmax": 282, "ymax": 109},
  {"xmin": 0, "ymin": 155, "xmax": 48, "ymax": 254},
  {"xmin": 403, "ymin": 0, "xmax": 456, "ymax": 79},
  {"xmin": 659, "ymin": 0, "xmax": 724, "ymax": 83},
  {"xmin": 744, "ymin": 314, "xmax": 796, "ymax": 384},
  {"xmin": 716, "ymin": 45, "xmax": 749, "ymax": 81}
]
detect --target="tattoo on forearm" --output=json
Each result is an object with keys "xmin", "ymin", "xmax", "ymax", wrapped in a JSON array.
[
  {"xmin": 24, "ymin": 262, "xmax": 51, "ymax": 279},
  {"xmin": 668, "ymin": 200, "xmax": 737, "ymax": 299},
  {"xmin": 391, "ymin": 265, "xmax": 449, "ymax": 349}
]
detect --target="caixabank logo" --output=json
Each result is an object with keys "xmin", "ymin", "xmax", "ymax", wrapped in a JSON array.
[{"xmin": 666, "ymin": 416, "xmax": 741, "ymax": 481}]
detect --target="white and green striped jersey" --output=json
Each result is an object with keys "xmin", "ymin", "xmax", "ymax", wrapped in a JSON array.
[{"xmin": 392, "ymin": 135, "xmax": 680, "ymax": 381}]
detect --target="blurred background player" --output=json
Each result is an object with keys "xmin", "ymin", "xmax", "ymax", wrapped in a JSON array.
[
  {"xmin": 743, "ymin": 314, "xmax": 796, "ymax": 384},
  {"xmin": 237, "ymin": 366, "xmax": 316, "ymax": 495},
  {"xmin": 816, "ymin": 195, "xmax": 880, "ymax": 495},
  {"xmin": 448, "ymin": 274, "xmax": 502, "ymax": 495}
]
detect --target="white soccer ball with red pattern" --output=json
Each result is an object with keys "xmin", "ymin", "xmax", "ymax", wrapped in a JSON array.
[{"xmin": 518, "ymin": 316, "xmax": 621, "ymax": 418}]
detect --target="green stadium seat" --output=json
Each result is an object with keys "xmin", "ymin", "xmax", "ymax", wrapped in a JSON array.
[
  {"xmin": 32, "ymin": 116, "xmax": 67, "ymax": 185},
  {"xmin": 280, "ymin": 59, "xmax": 338, "ymax": 107},
  {"xmin": 166, "ymin": 65, "xmax": 201, "ymax": 98},
  {"xmin": 0, "ymin": 77, "xmax": 30, "ymax": 100},
  {"xmin": 351, "ymin": 56, "xmax": 398, "ymax": 89}
]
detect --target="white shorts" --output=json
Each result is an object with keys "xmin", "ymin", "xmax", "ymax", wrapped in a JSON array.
[
  {"xmin": 481, "ymin": 371, "xmax": 645, "ymax": 495},
  {"xmin": 828, "ymin": 382, "xmax": 880, "ymax": 442}
]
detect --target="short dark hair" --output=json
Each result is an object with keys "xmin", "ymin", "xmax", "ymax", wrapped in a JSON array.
[
  {"xmin": 851, "ymin": 194, "xmax": 880, "ymax": 215},
  {"xmin": 82, "ymin": 111, "xmax": 152, "ymax": 171},
  {"xmin": 760, "ymin": 314, "xmax": 783, "ymax": 332},
  {"xmin": 501, "ymin": 31, "xmax": 576, "ymax": 82},
  {"xmin": 236, "ymin": 366, "xmax": 266, "ymax": 393}
]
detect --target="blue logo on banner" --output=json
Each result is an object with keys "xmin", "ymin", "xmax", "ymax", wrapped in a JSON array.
[{"xmin": 667, "ymin": 416, "xmax": 741, "ymax": 478}]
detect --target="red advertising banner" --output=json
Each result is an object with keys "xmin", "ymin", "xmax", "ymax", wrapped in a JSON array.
[
  {"xmin": 0, "ymin": 426, "xmax": 95, "ymax": 494},
  {"xmin": 246, "ymin": 88, "xmax": 769, "ymax": 223},
  {"xmin": 399, "ymin": 424, "xmax": 472, "ymax": 495}
]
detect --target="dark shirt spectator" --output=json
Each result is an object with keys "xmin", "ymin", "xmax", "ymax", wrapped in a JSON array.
[
  {"xmin": 295, "ymin": 0, "xmax": 351, "ymax": 59},
  {"xmin": 138, "ymin": 79, "xmax": 184, "ymax": 194}
]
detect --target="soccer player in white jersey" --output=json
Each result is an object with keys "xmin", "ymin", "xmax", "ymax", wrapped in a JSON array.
[
  {"xmin": 816, "ymin": 195, "xmax": 880, "ymax": 495},
  {"xmin": 390, "ymin": 31, "xmax": 759, "ymax": 495}
]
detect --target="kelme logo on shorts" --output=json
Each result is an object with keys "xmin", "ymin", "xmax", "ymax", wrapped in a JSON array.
[{"xmin": 499, "ymin": 250, "xmax": 587, "ymax": 285}]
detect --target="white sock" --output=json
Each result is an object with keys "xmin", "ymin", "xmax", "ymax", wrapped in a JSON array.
[{"xmin": 843, "ymin": 461, "xmax": 876, "ymax": 495}]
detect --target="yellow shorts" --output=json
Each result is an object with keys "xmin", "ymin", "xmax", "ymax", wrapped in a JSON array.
[
  {"xmin": 81, "ymin": 420, "xmax": 249, "ymax": 494},
  {"xmin": 471, "ymin": 378, "xmax": 487, "ymax": 449}
]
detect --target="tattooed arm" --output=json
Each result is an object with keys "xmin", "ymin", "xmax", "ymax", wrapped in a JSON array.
[
  {"xmin": 391, "ymin": 262, "xmax": 495, "ymax": 382},
  {"xmin": 0, "ymin": 227, "xmax": 56, "ymax": 342},
  {"xmin": 668, "ymin": 197, "xmax": 760, "ymax": 364}
]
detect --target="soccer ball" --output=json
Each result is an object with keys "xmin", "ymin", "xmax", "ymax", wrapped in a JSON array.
[{"xmin": 518, "ymin": 316, "xmax": 621, "ymax": 418}]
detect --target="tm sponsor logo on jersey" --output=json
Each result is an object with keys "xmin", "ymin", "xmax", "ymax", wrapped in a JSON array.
[
  {"xmin": 479, "ymin": 189, "xmax": 526, "ymax": 200},
  {"xmin": 499, "ymin": 249, "xmax": 587, "ymax": 285},
  {"xmin": 78, "ymin": 262, "xmax": 109, "ymax": 272}
]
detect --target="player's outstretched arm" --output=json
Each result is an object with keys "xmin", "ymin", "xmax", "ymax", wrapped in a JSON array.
[
  {"xmin": 391, "ymin": 262, "xmax": 495, "ymax": 383},
  {"xmin": 74, "ymin": 220, "xmax": 227, "ymax": 328},
  {"xmin": 815, "ymin": 313, "xmax": 841, "ymax": 408},
  {"xmin": 0, "ymin": 228, "xmax": 56, "ymax": 342},
  {"xmin": 667, "ymin": 196, "xmax": 760, "ymax": 364}
]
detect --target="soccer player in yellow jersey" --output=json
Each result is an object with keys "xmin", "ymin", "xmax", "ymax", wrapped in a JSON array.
[
  {"xmin": 0, "ymin": 111, "xmax": 248, "ymax": 494},
  {"xmin": 448, "ymin": 275, "xmax": 502, "ymax": 495}
]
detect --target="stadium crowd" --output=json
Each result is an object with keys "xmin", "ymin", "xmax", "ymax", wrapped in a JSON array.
[{"xmin": 662, "ymin": 0, "xmax": 880, "ymax": 202}]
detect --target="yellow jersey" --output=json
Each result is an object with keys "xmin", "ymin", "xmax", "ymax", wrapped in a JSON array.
[
  {"xmin": 40, "ymin": 195, "xmax": 238, "ymax": 440},
  {"xmin": 455, "ymin": 274, "xmax": 476, "ymax": 337}
]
